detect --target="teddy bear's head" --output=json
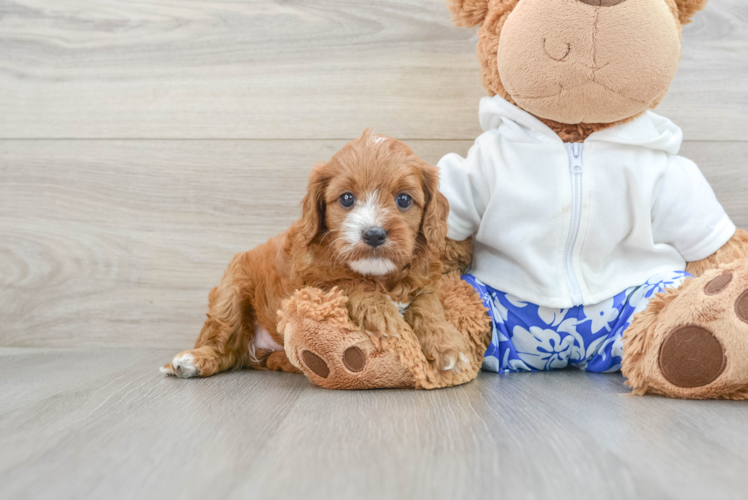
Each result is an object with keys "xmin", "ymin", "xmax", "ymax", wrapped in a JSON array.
[{"xmin": 449, "ymin": 0, "xmax": 708, "ymax": 139}]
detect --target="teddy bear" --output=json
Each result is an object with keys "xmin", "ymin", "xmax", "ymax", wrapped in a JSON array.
[
  {"xmin": 282, "ymin": 0, "xmax": 748, "ymax": 398},
  {"xmin": 279, "ymin": 271, "xmax": 491, "ymax": 390}
]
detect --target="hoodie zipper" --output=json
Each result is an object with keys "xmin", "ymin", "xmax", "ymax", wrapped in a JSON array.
[{"xmin": 564, "ymin": 143, "xmax": 584, "ymax": 306}]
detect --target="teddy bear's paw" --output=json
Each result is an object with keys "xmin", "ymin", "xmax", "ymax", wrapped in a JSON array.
[
  {"xmin": 281, "ymin": 290, "xmax": 415, "ymax": 390},
  {"xmin": 292, "ymin": 334, "xmax": 415, "ymax": 390},
  {"xmin": 298, "ymin": 345, "xmax": 367, "ymax": 379},
  {"xmin": 624, "ymin": 260, "xmax": 748, "ymax": 399}
]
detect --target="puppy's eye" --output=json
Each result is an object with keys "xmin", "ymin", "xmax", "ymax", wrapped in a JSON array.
[
  {"xmin": 396, "ymin": 193, "xmax": 413, "ymax": 210},
  {"xmin": 339, "ymin": 192, "xmax": 355, "ymax": 208}
]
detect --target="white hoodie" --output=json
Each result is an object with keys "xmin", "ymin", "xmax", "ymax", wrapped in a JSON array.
[{"xmin": 438, "ymin": 96, "xmax": 735, "ymax": 308}]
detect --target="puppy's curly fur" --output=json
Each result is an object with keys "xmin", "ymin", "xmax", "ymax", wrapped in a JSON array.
[{"xmin": 162, "ymin": 131, "xmax": 474, "ymax": 378}]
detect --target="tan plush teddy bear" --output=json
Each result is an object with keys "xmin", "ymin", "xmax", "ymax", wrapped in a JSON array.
[
  {"xmin": 283, "ymin": 0, "xmax": 748, "ymax": 399},
  {"xmin": 435, "ymin": 0, "xmax": 748, "ymax": 399}
]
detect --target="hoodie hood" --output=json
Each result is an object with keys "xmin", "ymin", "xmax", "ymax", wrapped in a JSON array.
[{"xmin": 478, "ymin": 95, "xmax": 683, "ymax": 155}]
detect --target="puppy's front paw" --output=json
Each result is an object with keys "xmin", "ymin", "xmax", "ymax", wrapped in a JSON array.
[
  {"xmin": 360, "ymin": 311, "xmax": 403, "ymax": 345},
  {"xmin": 160, "ymin": 352, "xmax": 200, "ymax": 378},
  {"xmin": 418, "ymin": 323, "xmax": 473, "ymax": 373},
  {"xmin": 434, "ymin": 350, "xmax": 471, "ymax": 373}
]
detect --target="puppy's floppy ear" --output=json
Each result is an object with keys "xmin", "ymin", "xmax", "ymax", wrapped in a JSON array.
[
  {"xmin": 447, "ymin": 0, "xmax": 490, "ymax": 28},
  {"xmin": 299, "ymin": 162, "xmax": 330, "ymax": 246},
  {"xmin": 673, "ymin": 0, "xmax": 709, "ymax": 25},
  {"xmin": 418, "ymin": 162, "xmax": 450, "ymax": 255}
]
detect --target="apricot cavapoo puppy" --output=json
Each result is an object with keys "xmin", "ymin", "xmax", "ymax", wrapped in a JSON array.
[{"xmin": 161, "ymin": 131, "xmax": 473, "ymax": 378}]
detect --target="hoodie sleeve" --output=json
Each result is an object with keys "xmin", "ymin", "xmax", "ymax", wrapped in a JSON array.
[
  {"xmin": 437, "ymin": 135, "xmax": 497, "ymax": 241},
  {"xmin": 652, "ymin": 155, "xmax": 736, "ymax": 262}
]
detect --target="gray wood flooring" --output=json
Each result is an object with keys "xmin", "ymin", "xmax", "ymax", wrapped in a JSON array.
[
  {"xmin": 1, "ymin": 0, "xmax": 748, "ymax": 498},
  {"xmin": 1, "ymin": 348, "xmax": 747, "ymax": 500}
]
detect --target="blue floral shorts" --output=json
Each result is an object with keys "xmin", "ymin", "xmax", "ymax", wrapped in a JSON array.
[{"xmin": 463, "ymin": 271, "xmax": 690, "ymax": 374}]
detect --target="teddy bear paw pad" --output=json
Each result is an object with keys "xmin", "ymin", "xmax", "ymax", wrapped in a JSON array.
[
  {"xmin": 301, "ymin": 350, "xmax": 330, "ymax": 378},
  {"xmin": 640, "ymin": 262, "xmax": 748, "ymax": 398},
  {"xmin": 342, "ymin": 346, "xmax": 366, "ymax": 373},
  {"xmin": 658, "ymin": 325, "xmax": 726, "ymax": 388},
  {"xmin": 735, "ymin": 290, "xmax": 748, "ymax": 323},
  {"xmin": 705, "ymin": 272, "xmax": 733, "ymax": 296}
]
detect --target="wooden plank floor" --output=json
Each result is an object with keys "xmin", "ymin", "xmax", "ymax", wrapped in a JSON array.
[
  {"xmin": 0, "ymin": 348, "xmax": 746, "ymax": 500},
  {"xmin": 1, "ymin": 0, "xmax": 748, "ymax": 498}
]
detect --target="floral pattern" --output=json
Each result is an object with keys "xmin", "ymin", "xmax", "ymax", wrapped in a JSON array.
[{"xmin": 464, "ymin": 271, "xmax": 690, "ymax": 374}]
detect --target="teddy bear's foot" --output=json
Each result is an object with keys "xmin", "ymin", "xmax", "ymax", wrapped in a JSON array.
[
  {"xmin": 278, "ymin": 287, "xmax": 416, "ymax": 390},
  {"xmin": 623, "ymin": 260, "xmax": 748, "ymax": 399},
  {"xmin": 278, "ymin": 274, "xmax": 490, "ymax": 390}
]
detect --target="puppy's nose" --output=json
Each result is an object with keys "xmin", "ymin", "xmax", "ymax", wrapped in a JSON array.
[
  {"xmin": 577, "ymin": 0, "xmax": 627, "ymax": 6},
  {"xmin": 362, "ymin": 227, "xmax": 387, "ymax": 248}
]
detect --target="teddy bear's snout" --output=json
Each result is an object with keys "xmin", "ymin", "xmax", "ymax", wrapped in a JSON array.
[
  {"xmin": 497, "ymin": 0, "xmax": 680, "ymax": 124},
  {"xmin": 577, "ymin": 0, "xmax": 627, "ymax": 7}
]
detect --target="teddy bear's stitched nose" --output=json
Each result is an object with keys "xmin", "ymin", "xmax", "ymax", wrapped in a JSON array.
[{"xmin": 577, "ymin": 0, "xmax": 627, "ymax": 6}]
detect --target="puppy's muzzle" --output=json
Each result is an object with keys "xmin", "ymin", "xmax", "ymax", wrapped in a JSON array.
[{"xmin": 362, "ymin": 226, "xmax": 387, "ymax": 248}]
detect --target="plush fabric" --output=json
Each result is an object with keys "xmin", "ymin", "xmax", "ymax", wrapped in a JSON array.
[
  {"xmin": 497, "ymin": 0, "xmax": 681, "ymax": 124},
  {"xmin": 444, "ymin": 0, "xmax": 748, "ymax": 399},
  {"xmin": 675, "ymin": 0, "xmax": 710, "ymax": 24},
  {"xmin": 623, "ymin": 261, "xmax": 748, "ymax": 400},
  {"xmin": 280, "ymin": 272, "xmax": 491, "ymax": 390},
  {"xmin": 452, "ymin": 0, "xmax": 696, "ymax": 140}
]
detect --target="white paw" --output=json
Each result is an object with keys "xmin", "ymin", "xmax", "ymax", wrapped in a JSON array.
[
  {"xmin": 160, "ymin": 353, "xmax": 200, "ymax": 378},
  {"xmin": 442, "ymin": 352, "xmax": 470, "ymax": 373}
]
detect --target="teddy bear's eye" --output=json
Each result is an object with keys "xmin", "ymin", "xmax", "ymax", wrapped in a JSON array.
[
  {"xmin": 339, "ymin": 192, "xmax": 355, "ymax": 208},
  {"xmin": 396, "ymin": 193, "xmax": 413, "ymax": 210}
]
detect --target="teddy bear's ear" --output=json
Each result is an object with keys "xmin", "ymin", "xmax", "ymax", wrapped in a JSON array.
[
  {"xmin": 674, "ymin": 0, "xmax": 709, "ymax": 25},
  {"xmin": 447, "ymin": 0, "xmax": 490, "ymax": 28}
]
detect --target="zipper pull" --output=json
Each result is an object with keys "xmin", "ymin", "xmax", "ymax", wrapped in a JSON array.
[{"xmin": 570, "ymin": 143, "xmax": 583, "ymax": 173}]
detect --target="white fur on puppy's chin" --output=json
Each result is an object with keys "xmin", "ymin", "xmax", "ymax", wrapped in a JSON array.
[{"xmin": 349, "ymin": 257, "xmax": 397, "ymax": 276}]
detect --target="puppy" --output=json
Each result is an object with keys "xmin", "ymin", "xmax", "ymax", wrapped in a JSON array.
[{"xmin": 161, "ymin": 131, "xmax": 473, "ymax": 378}]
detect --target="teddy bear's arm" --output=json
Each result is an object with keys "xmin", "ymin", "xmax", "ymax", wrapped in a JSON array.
[{"xmin": 686, "ymin": 229, "xmax": 748, "ymax": 278}]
